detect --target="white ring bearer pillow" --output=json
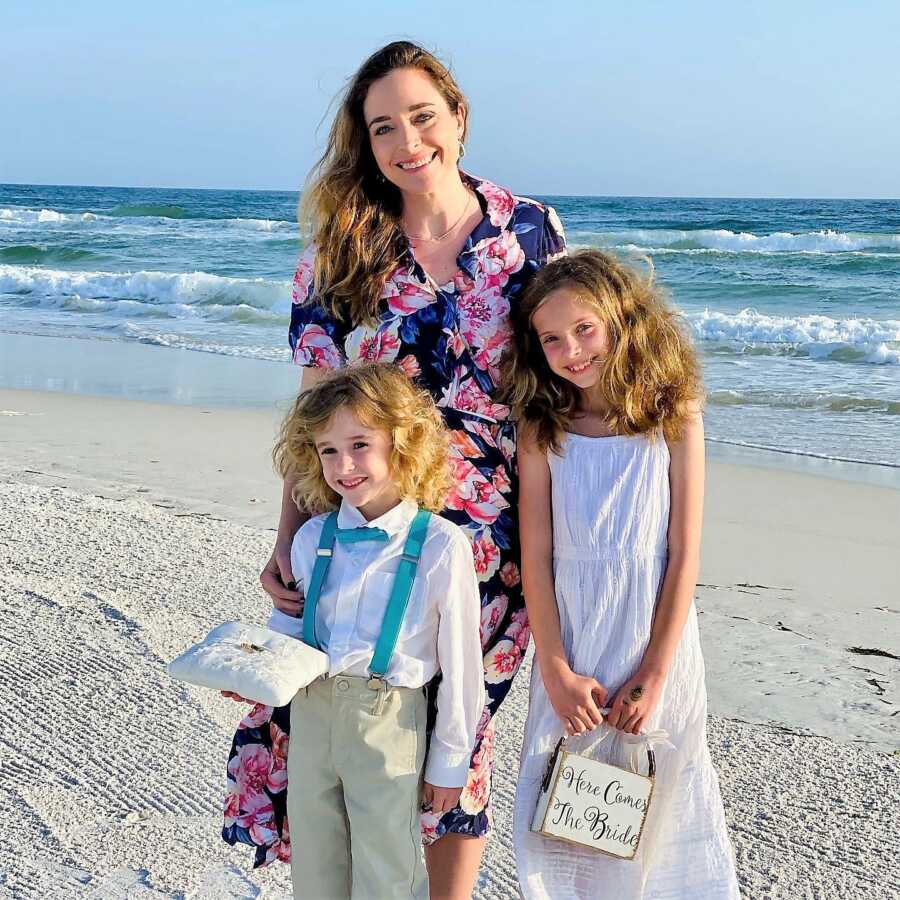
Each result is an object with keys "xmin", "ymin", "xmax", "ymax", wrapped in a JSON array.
[{"xmin": 167, "ymin": 620, "xmax": 328, "ymax": 707}]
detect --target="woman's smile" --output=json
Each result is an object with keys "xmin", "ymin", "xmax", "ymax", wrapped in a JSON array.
[{"xmin": 397, "ymin": 150, "xmax": 438, "ymax": 171}]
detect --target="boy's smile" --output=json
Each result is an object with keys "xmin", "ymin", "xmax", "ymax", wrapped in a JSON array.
[{"xmin": 314, "ymin": 406, "xmax": 402, "ymax": 521}]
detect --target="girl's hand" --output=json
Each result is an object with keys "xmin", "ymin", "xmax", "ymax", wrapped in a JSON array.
[
  {"xmin": 605, "ymin": 672, "xmax": 664, "ymax": 735},
  {"xmin": 260, "ymin": 541, "xmax": 304, "ymax": 616},
  {"xmin": 423, "ymin": 783, "xmax": 462, "ymax": 816},
  {"xmin": 220, "ymin": 691, "xmax": 254, "ymax": 703},
  {"xmin": 543, "ymin": 662, "xmax": 608, "ymax": 736}
]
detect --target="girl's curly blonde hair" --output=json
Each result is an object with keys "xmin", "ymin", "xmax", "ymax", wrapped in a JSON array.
[
  {"xmin": 274, "ymin": 363, "xmax": 452, "ymax": 514},
  {"xmin": 503, "ymin": 249, "xmax": 703, "ymax": 453}
]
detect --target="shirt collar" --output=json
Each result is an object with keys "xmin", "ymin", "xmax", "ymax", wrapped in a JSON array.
[{"xmin": 336, "ymin": 497, "xmax": 419, "ymax": 536}]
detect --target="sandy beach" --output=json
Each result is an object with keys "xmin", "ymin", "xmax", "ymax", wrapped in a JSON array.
[{"xmin": 2, "ymin": 387, "xmax": 898, "ymax": 899}]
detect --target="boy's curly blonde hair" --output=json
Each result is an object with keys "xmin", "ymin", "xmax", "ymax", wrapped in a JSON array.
[
  {"xmin": 503, "ymin": 249, "xmax": 703, "ymax": 453},
  {"xmin": 274, "ymin": 363, "xmax": 452, "ymax": 514}
]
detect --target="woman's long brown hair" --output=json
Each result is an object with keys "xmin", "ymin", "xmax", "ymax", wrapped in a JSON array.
[{"xmin": 300, "ymin": 41, "xmax": 469, "ymax": 325}]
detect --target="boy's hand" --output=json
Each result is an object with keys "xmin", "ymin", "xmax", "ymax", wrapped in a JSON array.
[{"xmin": 423, "ymin": 783, "xmax": 462, "ymax": 815}]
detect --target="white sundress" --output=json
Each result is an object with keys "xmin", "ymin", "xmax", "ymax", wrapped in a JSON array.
[{"xmin": 513, "ymin": 432, "xmax": 740, "ymax": 899}]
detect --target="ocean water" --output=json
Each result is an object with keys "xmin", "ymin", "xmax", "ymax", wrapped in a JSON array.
[{"xmin": 1, "ymin": 182, "xmax": 898, "ymax": 467}]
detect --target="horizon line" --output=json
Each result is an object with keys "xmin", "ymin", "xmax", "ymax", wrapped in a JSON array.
[{"xmin": 3, "ymin": 180, "xmax": 899, "ymax": 204}]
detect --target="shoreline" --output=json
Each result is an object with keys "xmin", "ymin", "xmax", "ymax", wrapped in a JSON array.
[{"xmin": 2, "ymin": 330, "xmax": 897, "ymax": 489}]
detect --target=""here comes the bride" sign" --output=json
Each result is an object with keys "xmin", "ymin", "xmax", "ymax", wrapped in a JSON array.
[{"xmin": 531, "ymin": 740, "xmax": 655, "ymax": 860}]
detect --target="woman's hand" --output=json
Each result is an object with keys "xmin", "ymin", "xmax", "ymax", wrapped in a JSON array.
[
  {"xmin": 220, "ymin": 691, "xmax": 254, "ymax": 703},
  {"xmin": 260, "ymin": 540, "xmax": 304, "ymax": 616},
  {"xmin": 423, "ymin": 783, "xmax": 462, "ymax": 816},
  {"xmin": 543, "ymin": 662, "xmax": 608, "ymax": 736},
  {"xmin": 605, "ymin": 671, "xmax": 665, "ymax": 735}
]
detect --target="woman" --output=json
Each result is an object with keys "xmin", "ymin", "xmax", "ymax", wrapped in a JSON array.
[{"xmin": 224, "ymin": 40, "xmax": 565, "ymax": 898}]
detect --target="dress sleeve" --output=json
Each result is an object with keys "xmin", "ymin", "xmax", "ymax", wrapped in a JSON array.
[
  {"xmin": 540, "ymin": 205, "xmax": 567, "ymax": 263},
  {"xmin": 288, "ymin": 244, "xmax": 350, "ymax": 370}
]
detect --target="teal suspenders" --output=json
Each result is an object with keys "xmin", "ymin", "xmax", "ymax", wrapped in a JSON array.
[
  {"xmin": 369, "ymin": 508, "xmax": 431, "ymax": 677},
  {"xmin": 301, "ymin": 508, "xmax": 433, "ymax": 679},
  {"xmin": 302, "ymin": 511, "xmax": 339, "ymax": 650}
]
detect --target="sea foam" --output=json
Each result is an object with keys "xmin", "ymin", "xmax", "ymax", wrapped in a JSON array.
[
  {"xmin": 0, "ymin": 264, "xmax": 291, "ymax": 314},
  {"xmin": 687, "ymin": 308, "xmax": 900, "ymax": 364},
  {"xmin": 581, "ymin": 228, "xmax": 900, "ymax": 254}
]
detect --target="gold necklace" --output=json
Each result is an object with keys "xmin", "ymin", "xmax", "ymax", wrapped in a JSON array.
[{"xmin": 404, "ymin": 192, "xmax": 474, "ymax": 244}]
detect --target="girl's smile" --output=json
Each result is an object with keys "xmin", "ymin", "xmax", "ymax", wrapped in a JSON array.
[{"xmin": 531, "ymin": 287, "xmax": 612, "ymax": 389}]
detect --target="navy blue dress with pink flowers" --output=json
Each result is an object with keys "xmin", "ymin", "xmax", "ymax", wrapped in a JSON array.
[{"xmin": 223, "ymin": 174, "xmax": 565, "ymax": 866}]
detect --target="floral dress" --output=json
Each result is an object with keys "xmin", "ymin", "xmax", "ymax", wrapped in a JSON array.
[{"xmin": 223, "ymin": 173, "xmax": 566, "ymax": 866}]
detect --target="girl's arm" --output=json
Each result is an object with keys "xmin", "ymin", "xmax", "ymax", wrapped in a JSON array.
[
  {"xmin": 606, "ymin": 408, "xmax": 705, "ymax": 734},
  {"xmin": 519, "ymin": 425, "xmax": 607, "ymax": 735},
  {"xmin": 259, "ymin": 366, "xmax": 330, "ymax": 614}
]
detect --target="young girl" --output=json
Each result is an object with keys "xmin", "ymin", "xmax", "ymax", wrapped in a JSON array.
[
  {"xmin": 506, "ymin": 251, "xmax": 739, "ymax": 898},
  {"xmin": 239, "ymin": 363, "xmax": 485, "ymax": 899}
]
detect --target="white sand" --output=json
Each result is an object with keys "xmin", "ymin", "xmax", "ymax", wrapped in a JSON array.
[{"xmin": 1, "ymin": 388, "xmax": 898, "ymax": 898}]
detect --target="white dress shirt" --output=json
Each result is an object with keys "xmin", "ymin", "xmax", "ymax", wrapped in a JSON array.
[{"xmin": 268, "ymin": 498, "xmax": 485, "ymax": 788}]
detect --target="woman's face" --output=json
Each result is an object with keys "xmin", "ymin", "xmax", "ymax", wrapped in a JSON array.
[{"xmin": 363, "ymin": 67, "xmax": 465, "ymax": 197}]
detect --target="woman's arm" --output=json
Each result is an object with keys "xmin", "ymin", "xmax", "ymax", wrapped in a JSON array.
[
  {"xmin": 606, "ymin": 409, "xmax": 705, "ymax": 734},
  {"xmin": 519, "ymin": 425, "xmax": 607, "ymax": 735},
  {"xmin": 260, "ymin": 366, "xmax": 330, "ymax": 614}
]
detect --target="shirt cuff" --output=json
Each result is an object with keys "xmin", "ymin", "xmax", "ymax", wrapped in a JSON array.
[
  {"xmin": 267, "ymin": 609, "xmax": 303, "ymax": 639},
  {"xmin": 424, "ymin": 744, "xmax": 472, "ymax": 788}
]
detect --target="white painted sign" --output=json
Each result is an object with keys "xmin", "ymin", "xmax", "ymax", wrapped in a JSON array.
[{"xmin": 531, "ymin": 745, "xmax": 654, "ymax": 859}]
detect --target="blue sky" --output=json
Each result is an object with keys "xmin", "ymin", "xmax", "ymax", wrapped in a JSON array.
[{"xmin": 3, "ymin": 0, "xmax": 899, "ymax": 197}]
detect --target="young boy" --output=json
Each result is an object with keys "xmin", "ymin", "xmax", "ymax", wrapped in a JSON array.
[{"xmin": 267, "ymin": 363, "xmax": 484, "ymax": 899}]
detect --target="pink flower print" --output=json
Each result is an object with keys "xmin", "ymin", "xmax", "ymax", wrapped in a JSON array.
[
  {"xmin": 480, "ymin": 593, "xmax": 509, "ymax": 646},
  {"xmin": 420, "ymin": 809, "xmax": 442, "ymax": 846},
  {"xmin": 445, "ymin": 328, "xmax": 467, "ymax": 359},
  {"xmin": 457, "ymin": 280, "xmax": 509, "ymax": 348},
  {"xmin": 470, "ymin": 530, "xmax": 502, "ymax": 582},
  {"xmin": 473, "ymin": 321, "xmax": 512, "ymax": 386},
  {"xmin": 446, "ymin": 459, "xmax": 508, "ymax": 525},
  {"xmin": 223, "ymin": 786, "xmax": 241, "ymax": 828},
  {"xmin": 224, "ymin": 769, "xmax": 277, "ymax": 846},
  {"xmin": 227, "ymin": 743, "xmax": 273, "ymax": 801},
  {"xmin": 499, "ymin": 431, "xmax": 516, "ymax": 465},
  {"xmin": 397, "ymin": 354, "xmax": 421, "ymax": 379},
  {"xmin": 383, "ymin": 269, "xmax": 436, "ymax": 316},
  {"xmin": 506, "ymin": 607, "xmax": 531, "ymax": 652},
  {"xmin": 448, "ymin": 428, "xmax": 484, "ymax": 460},
  {"xmin": 293, "ymin": 324, "xmax": 344, "ymax": 369},
  {"xmin": 479, "ymin": 230, "xmax": 525, "ymax": 283},
  {"xmin": 484, "ymin": 637, "xmax": 523, "ymax": 684},
  {"xmin": 499, "ymin": 561, "xmax": 520, "ymax": 588},
  {"xmin": 459, "ymin": 720, "xmax": 495, "ymax": 814},
  {"xmin": 238, "ymin": 702, "xmax": 274, "ymax": 730},
  {"xmin": 453, "ymin": 376, "xmax": 510, "ymax": 422},
  {"xmin": 267, "ymin": 721, "xmax": 289, "ymax": 794},
  {"xmin": 452, "ymin": 270, "xmax": 475, "ymax": 294},
  {"xmin": 463, "ymin": 419, "xmax": 499, "ymax": 450},
  {"xmin": 291, "ymin": 246, "xmax": 316, "ymax": 304},
  {"xmin": 491, "ymin": 463, "xmax": 511, "ymax": 495},
  {"xmin": 477, "ymin": 180, "xmax": 516, "ymax": 228},
  {"xmin": 345, "ymin": 320, "xmax": 401, "ymax": 363}
]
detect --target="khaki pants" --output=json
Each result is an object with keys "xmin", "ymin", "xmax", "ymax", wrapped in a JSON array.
[{"xmin": 287, "ymin": 675, "xmax": 428, "ymax": 900}]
